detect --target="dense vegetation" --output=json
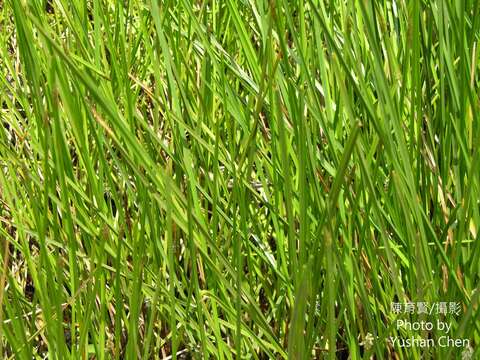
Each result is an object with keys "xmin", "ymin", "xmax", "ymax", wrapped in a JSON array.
[{"xmin": 0, "ymin": 0, "xmax": 479, "ymax": 358}]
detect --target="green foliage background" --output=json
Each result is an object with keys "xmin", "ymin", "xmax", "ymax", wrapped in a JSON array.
[{"xmin": 0, "ymin": 0, "xmax": 479, "ymax": 358}]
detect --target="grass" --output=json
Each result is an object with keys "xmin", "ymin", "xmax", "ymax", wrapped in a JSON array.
[{"xmin": 0, "ymin": 0, "xmax": 479, "ymax": 358}]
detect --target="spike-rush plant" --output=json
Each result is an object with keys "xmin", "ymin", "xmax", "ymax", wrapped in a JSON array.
[{"xmin": 0, "ymin": 0, "xmax": 479, "ymax": 359}]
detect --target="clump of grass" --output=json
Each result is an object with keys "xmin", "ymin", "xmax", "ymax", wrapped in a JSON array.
[{"xmin": 0, "ymin": 0, "xmax": 479, "ymax": 358}]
